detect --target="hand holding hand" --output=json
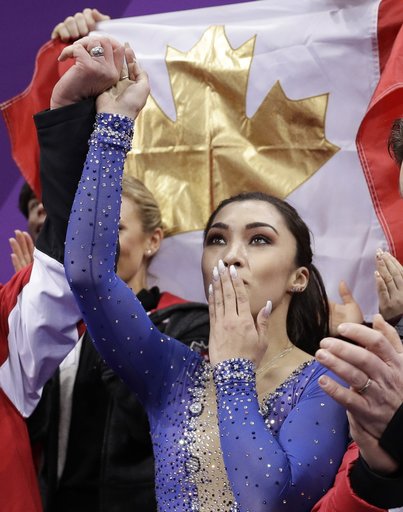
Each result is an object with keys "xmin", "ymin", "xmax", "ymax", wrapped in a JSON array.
[
  {"xmin": 208, "ymin": 259, "xmax": 271, "ymax": 367},
  {"xmin": 328, "ymin": 280, "xmax": 363, "ymax": 336},
  {"xmin": 51, "ymin": 36, "xmax": 124, "ymax": 109},
  {"xmin": 51, "ymin": 8, "xmax": 110, "ymax": 42},
  {"xmin": 316, "ymin": 315, "xmax": 403, "ymax": 439},
  {"xmin": 9, "ymin": 230, "xmax": 34, "ymax": 273},
  {"xmin": 375, "ymin": 249, "xmax": 403, "ymax": 322},
  {"xmin": 96, "ymin": 44, "xmax": 150, "ymax": 120}
]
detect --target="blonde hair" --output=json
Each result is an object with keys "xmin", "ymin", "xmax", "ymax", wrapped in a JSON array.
[{"xmin": 122, "ymin": 174, "xmax": 165, "ymax": 234}]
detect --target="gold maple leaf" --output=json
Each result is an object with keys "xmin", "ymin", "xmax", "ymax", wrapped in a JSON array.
[{"xmin": 125, "ymin": 25, "xmax": 339, "ymax": 234}]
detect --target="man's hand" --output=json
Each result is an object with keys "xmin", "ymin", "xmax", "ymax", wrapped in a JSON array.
[
  {"xmin": 328, "ymin": 280, "xmax": 364, "ymax": 336},
  {"xmin": 51, "ymin": 36, "xmax": 125, "ymax": 110},
  {"xmin": 9, "ymin": 230, "xmax": 34, "ymax": 273},
  {"xmin": 96, "ymin": 43, "xmax": 150, "ymax": 120},
  {"xmin": 51, "ymin": 8, "xmax": 110, "ymax": 42}
]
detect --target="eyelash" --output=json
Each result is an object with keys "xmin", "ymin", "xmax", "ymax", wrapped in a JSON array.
[{"xmin": 205, "ymin": 234, "xmax": 272, "ymax": 246}]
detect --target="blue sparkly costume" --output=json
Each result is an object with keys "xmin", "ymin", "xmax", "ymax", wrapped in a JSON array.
[{"xmin": 65, "ymin": 113, "xmax": 349, "ymax": 512}]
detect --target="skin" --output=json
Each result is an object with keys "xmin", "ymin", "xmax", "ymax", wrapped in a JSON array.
[
  {"xmin": 26, "ymin": 198, "xmax": 46, "ymax": 242},
  {"xmin": 202, "ymin": 200, "xmax": 311, "ymax": 387},
  {"xmin": 400, "ymin": 161, "xmax": 403, "ymax": 197},
  {"xmin": 51, "ymin": 8, "xmax": 110, "ymax": 42},
  {"xmin": 316, "ymin": 315, "xmax": 403, "ymax": 473},
  {"xmin": 117, "ymin": 195, "xmax": 163, "ymax": 292}
]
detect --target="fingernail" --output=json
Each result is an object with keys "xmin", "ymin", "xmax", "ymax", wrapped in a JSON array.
[
  {"xmin": 316, "ymin": 349, "xmax": 327, "ymax": 361},
  {"xmin": 337, "ymin": 323, "xmax": 346, "ymax": 335},
  {"xmin": 213, "ymin": 266, "xmax": 219, "ymax": 281},
  {"xmin": 374, "ymin": 270, "xmax": 380, "ymax": 278},
  {"xmin": 218, "ymin": 259, "xmax": 226, "ymax": 274},
  {"xmin": 229, "ymin": 265, "xmax": 237, "ymax": 279},
  {"xmin": 208, "ymin": 283, "xmax": 213, "ymax": 296},
  {"xmin": 376, "ymin": 248, "xmax": 384, "ymax": 259},
  {"xmin": 318, "ymin": 375, "xmax": 328, "ymax": 386},
  {"xmin": 263, "ymin": 300, "xmax": 272, "ymax": 318}
]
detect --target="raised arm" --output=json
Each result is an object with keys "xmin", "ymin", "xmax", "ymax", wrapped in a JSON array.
[
  {"xmin": 64, "ymin": 42, "xmax": 195, "ymax": 410},
  {"xmin": 0, "ymin": 36, "xmax": 125, "ymax": 417}
]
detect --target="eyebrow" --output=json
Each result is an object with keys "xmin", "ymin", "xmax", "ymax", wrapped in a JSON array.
[{"xmin": 210, "ymin": 221, "xmax": 279, "ymax": 235}]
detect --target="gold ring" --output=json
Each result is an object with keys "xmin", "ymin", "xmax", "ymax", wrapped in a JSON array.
[{"xmin": 356, "ymin": 378, "xmax": 372, "ymax": 394}]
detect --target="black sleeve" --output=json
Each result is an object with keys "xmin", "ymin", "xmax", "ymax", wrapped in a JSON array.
[
  {"xmin": 349, "ymin": 454, "xmax": 403, "ymax": 509},
  {"xmin": 379, "ymin": 402, "xmax": 403, "ymax": 463},
  {"xmin": 34, "ymin": 98, "xmax": 96, "ymax": 263}
]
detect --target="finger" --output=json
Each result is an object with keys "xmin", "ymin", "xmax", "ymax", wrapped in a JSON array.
[
  {"xmin": 382, "ymin": 251, "xmax": 403, "ymax": 285},
  {"xmin": 74, "ymin": 12, "xmax": 90, "ymax": 38},
  {"xmin": 375, "ymin": 269, "xmax": 390, "ymax": 304},
  {"xmin": 376, "ymin": 252, "xmax": 396, "ymax": 293},
  {"xmin": 9, "ymin": 236, "xmax": 24, "ymax": 261},
  {"xmin": 92, "ymin": 8, "xmax": 111, "ymax": 22},
  {"xmin": 372, "ymin": 314, "xmax": 403, "ymax": 353},
  {"xmin": 318, "ymin": 373, "xmax": 363, "ymax": 411},
  {"xmin": 316, "ymin": 345, "xmax": 370, "ymax": 390},
  {"xmin": 218, "ymin": 260, "xmax": 238, "ymax": 317},
  {"xmin": 228, "ymin": 264, "xmax": 252, "ymax": 317},
  {"xmin": 51, "ymin": 22, "xmax": 70, "ymax": 41},
  {"xmin": 10, "ymin": 254, "xmax": 23, "ymax": 273},
  {"xmin": 256, "ymin": 300, "xmax": 272, "ymax": 339},
  {"xmin": 337, "ymin": 321, "xmax": 403, "ymax": 362},
  {"xmin": 212, "ymin": 264, "xmax": 224, "ymax": 318},
  {"xmin": 208, "ymin": 282, "xmax": 215, "ymax": 326},
  {"xmin": 125, "ymin": 43, "xmax": 142, "ymax": 81},
  {"xmin": 338, "ymin": 280, "xmax": 355, "ymax": 305},
  {"xmin": 64, "ymin": 16, "xmax": 80, "ymax": 41},
  {"xmin": 16, "ymin": 231, "xmax": 34, "ymax": 263},
  {"xmin": 14, "ymin": 231, "xmax": 30, "ymax": 261}
]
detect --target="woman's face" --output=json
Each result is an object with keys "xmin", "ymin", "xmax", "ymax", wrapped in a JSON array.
[
  {"xmin": 201, "ymin": 200, "xmax": 304, "ymax": 317},
  {"xmin": 117, "ymin": 196, "xmax": 151, "ymax": 285}
]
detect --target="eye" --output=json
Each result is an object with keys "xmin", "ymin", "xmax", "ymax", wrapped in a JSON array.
[
  {"xmin": 205, "ymin": 233, "xmax": 226, "ymax": 246},
  {"xmin": 250, "ymin": 234, "xmax": 271, "ymax": 245}
]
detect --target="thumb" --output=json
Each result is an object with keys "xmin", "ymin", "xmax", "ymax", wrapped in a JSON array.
[
  {"xmin": 256, "ymin": 299, "xmax": 272, "ymax": 339},
  {"xmin": 339, "ymin": 280, "xmax": 355, "ymax": 305}
]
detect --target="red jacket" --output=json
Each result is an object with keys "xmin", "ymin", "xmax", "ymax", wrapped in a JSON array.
[
  {"xmin": 312, "ymin": 443, "xmax": 386, "ymax": 512},
  {"xmin": 0, "ymin": 251, "xmax": 81, "ymax": 512}
]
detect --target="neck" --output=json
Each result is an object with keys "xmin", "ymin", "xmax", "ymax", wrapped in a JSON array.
[{"xmin": 122, "ymin": 267, "xmax": 148, "ymax": 294}]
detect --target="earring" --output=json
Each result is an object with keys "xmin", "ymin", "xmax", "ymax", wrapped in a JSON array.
[
  {"xmin": 290, "ymin": 286, "xmax": 301, "ymax": 293},
  {"xmin": 147, "ymin": 249, "xmax": 152, "ymax": 256}
]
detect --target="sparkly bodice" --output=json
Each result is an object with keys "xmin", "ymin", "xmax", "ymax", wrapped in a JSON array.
[{"xmin": 65, "ymin": 113, "xmax": 349, "ymax": 512}]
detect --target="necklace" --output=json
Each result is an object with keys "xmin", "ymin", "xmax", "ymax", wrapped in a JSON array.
[{"xmin": 256, "ymin": 345, "xmax": 294, "ymax": 375}]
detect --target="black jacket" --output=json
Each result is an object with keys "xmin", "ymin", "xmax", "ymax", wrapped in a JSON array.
[{"xmin": 29, "ymin": 100, "xmax": 209, "ymax": 512}]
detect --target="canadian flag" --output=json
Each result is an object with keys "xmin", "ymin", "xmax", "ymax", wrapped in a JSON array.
[{"xmin": 2, "ymin": 0, "xmax": 403, "ymax": 318}]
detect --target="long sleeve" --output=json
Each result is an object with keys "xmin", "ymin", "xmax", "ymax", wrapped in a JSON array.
[
  {"xmin": 35, "ymin": 99, "xmax": 96, "ymax": 263},
  {"xmin": 64, "ymin": 113, "xmax": 195, "ymax": 412},
  {"xmin": 213, "ymin": 359, "xmax": 349, "ymax": 512}
]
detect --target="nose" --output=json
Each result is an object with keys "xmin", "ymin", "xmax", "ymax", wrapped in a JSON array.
[
  {"xmin": 222, "ymin": 241, "xmax": 247, "ymax": 268},
  {"xmin": 37, "ymin": 202, "xmax": 46, "ymax": 218}
]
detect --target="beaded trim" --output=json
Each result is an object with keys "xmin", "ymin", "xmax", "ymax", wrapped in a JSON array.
[
  {"xmin": 260, "ymin": 359, "xmax": 315, "ymax": 419},
  {"xmin": 91, "ymin": 113, "xmax": 134, "ymax": 151},
  {"xmin": 212, "ymin": 358, "xmax": 255, "ymax": 386}
]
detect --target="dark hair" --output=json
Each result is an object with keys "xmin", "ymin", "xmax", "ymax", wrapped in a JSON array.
[
  {"xmin": 388, "ymin": 118, "xmax": 403, "ymax": 166},
  {"xmin": 204, "ymin": 191, "xmax": 329, "ymax": 355},
  {"xmin": 18, "ymin": 182, "xmax": 36, "ymax": 219}
]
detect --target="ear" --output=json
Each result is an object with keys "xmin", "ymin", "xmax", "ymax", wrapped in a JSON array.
[
  {"xmin": 145, "ymin": 227, "xmax": 164, "ymax": 257},
  {"xmin": 288, "ymin": 266, "xmax": 309, "ymax": 293}
]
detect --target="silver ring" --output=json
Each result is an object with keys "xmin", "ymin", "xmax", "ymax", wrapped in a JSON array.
[
  {"xmin": 120, "ymin": 75, "xmax": 129, "ymax": 80},
  {"xmin": 90, "ymin": 46, "xmax": 104, "ymax": 58},
  {"xmin": 356, "ymin": 378, "xmax": 372, "ymax": 394}
]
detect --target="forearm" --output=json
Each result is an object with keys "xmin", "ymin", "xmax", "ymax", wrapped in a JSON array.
[{"xmin": 64, "ymin": 113, "xmax": 192, "ymax": 404}]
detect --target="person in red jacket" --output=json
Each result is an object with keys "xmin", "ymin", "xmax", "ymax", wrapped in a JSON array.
[{"xmin": 312, "ymin": 122, "xmax": 403, "ymax": 511}]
